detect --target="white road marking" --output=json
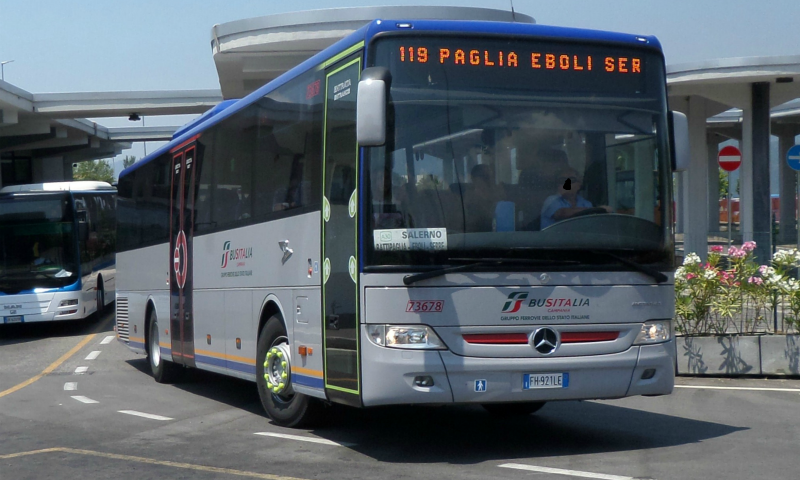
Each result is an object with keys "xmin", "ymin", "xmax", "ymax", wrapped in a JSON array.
[
  {"xmin": 63, "ymin": 382, "xmax": 77, "ymax": 391},
  {"xmin": 675, "ymin": 384, "xmax": 800, "ymax": 393},
  {"xmin": 74, "ymin": 366, "xmax": 88, "ymax": 375},
  {"xmin": 70, "ymin": 396, "xmax": 99, "ymax": 404},
  {"xmin": 254, "ymin": 432, "xmax": 355, "ymax": 447},
  {"xmin": 499, "ymin": 463, "xmax": 633, "ymax": 480},
  {"xmin": 85, "ymin": 351, "xmax": 101, "ymax": 360},
  {"xmin": 100, "ymin": 335, "xmax": 115, "ymax": 345},
  {"xmin": 118, "ymin": 410, "xmax": 174, "ymax": 421}
]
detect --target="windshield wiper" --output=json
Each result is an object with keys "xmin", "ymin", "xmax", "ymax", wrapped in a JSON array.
[
  {"xmin": 403, "ymin": 258, "xmax": 579, "ymax": 286},
  {"xmin": 590, "ymin": 250, "xmax": 668, "ymax": 283}
]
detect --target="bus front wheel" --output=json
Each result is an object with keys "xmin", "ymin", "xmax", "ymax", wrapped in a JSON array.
[
  {"xmin": 256, "ymin": 315, "xmax": 323, "ymax": 428},
  {"xmin": 148, "ymin": 311, "xmax": 181, "ymax": 383},
  {"xmin": 95, "ymin": 280, "xmax": 104, "ymax": 317},
  {"xmin": 482, "ymin": 401, "xmax": 546, "ymax": 416}
]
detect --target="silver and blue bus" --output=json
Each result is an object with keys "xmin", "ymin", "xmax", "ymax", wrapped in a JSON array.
[
  {"xmin": 116, "ymin": 18, "xmax": 688, "ymax": 427},
  {"xmin": 1, "ymin": 181, "xmax": 116, "ymax": 324}
]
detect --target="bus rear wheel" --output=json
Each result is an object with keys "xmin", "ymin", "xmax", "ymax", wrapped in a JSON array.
[
  {"xmin": 148, "ymin": 310, "xmax": 181, "ymax": 383},
  {"xmin": 482, "ymin": 401, "xmax": 546, "ymax": 416},
  {"xmin": 256, "ymin": 315, "xmax": 323, "ymax": 428}
]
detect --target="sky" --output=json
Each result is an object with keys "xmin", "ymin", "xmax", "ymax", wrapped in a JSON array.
[{"xmin": 3, "ymin": 0, "xmax": 800, "ymax": 176}]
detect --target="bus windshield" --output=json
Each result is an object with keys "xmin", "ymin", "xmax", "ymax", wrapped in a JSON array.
[
  {"xmin": 0, "ymin": 194, "xmax": 78, "ymax": 291},
  {"xmin": 366, "ymin": 36, "xmax": 672, "ymax": 269}
]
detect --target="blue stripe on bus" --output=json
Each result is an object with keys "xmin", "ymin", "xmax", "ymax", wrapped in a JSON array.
[
  {"xmin": 293, "ymin": 374, "xmax": 325, "ymax": 389},
  {"xmin": 159, "ymin": 346, "xmax": 172, "ymax": 357},
  {"xmin": 130, "ymin": 340, "xmax": 145, "ymax": 349},
  {"xmin": 195, "ymin": 354, "xmax": 257, "ymax": 375}
]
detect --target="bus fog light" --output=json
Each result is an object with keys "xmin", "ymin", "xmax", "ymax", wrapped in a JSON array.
[
  {"xmin": 641, "ymin": 368, "xmax": 656, "ymax": 380},
  {"xmin": 634, "ymin": 320, "xmax": 671, "ymax": 345},
  {"xmin": 59, "ymin": 299, "xmax": 79, "ymax": 307},
  {"xmin": 414, "ymin": 375, "xmax": 434, "ymax": 387},
  {"xmin": 367, "ymin": 325, "xmax": 446, "ymax": 350}
]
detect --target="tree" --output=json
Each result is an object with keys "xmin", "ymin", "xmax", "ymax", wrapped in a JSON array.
[
  {"xmin": 122, "ymin": 155, "xmax": 136, "ymax": 169},
  {"xmin": 73, "ymin": 159, "xmax": 114, "ymax": 183},
  {"xmin": 719, "ymin": 168, "xmax": 729, "ymax": 199}
]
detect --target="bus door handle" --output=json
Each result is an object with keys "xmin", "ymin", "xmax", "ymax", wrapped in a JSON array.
[{"xmin": 327, "ymin": 315, "xmax": 339, "ymax": 330}]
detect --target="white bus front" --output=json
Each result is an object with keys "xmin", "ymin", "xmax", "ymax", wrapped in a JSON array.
[{"xmin": 356, "ymin": 35, "xmax": 676, "ymax": 410}]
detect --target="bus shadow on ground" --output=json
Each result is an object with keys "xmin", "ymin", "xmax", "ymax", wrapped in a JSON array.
[
  {"xmin": 125, "ymin": 358, "xmax": 263, "ymax": 415},
  {"xmin": 0, "ymin": 310, "xmax": 113, "ymax": 347},
  {"xmin": 124, "ymin": 359, "xmax": 744, "ymax": 463},
  {"xmin": 310, "ymin": 401, "xmax": 745, "ymax": 464}
]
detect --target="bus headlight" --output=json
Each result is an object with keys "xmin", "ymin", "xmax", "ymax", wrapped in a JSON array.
[
  {"xmin": 367, "ymin": 325, "xmax": 447, "ymax": 350},
  {"xmin": 634, "ymin": 320, "xmax": 672, "ymax": 345},
  {"xmin": 59, "ymin": 299, "xmax": 79, "ymax": 307}
]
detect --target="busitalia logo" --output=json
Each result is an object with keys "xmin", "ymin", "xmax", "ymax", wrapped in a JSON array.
[
  {"xmin": 221, "ymin": 241, "xmax": 253, "ymax": 269},
  {"xmin": 502, "ymin": 292, "xmax": 529, "ymax": 313}
]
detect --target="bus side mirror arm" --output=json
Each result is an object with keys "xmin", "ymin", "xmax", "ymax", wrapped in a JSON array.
[
  {"xmin": 669, "ymin": 111, "xmax": 690, "ymax": 172},
  {"xmin": 357, "ymin": 67, "xmax": 391, "ymax": 146}
]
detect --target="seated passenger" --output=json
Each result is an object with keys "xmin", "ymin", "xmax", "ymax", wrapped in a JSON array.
[{"xmin": 540, "ymin": 168, "xmax": 611, "ymax": 228}]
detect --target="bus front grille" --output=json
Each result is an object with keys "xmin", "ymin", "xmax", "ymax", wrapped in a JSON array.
[{"xmin": 116, "ymin": 297, "xmax": 129, "ymax": 343}]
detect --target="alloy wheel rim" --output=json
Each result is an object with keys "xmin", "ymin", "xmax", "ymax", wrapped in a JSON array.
[{"xmin": 263, "ymin": 338, "xmax": 293, "ymax": 402}]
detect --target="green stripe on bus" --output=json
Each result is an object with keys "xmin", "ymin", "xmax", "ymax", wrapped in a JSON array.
[{"xmin": 323, "ymin": 42, "xmax": 365, "ymax": 69}]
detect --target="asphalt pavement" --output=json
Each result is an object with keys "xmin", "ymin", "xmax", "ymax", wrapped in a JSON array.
[{"xmin": 2, "ymin": 310, "xmax": 799, "ymax": 480}]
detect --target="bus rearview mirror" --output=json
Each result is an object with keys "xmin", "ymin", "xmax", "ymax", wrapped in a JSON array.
[
  {"xmin": 356, "ymin": 78, "xmax": 386, "ymax": 146},
  {"xmin": 670, "ymin": 111, "xmax": 690, "ymax": 172}
]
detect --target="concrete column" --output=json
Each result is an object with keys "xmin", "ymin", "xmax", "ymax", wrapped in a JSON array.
[
  {"xmin": 708, "ymin": 136, "xmax": 720, "ymax": 233},
  {"xmin": 741, "ymin": 108, "xmax": 754, "ymax": 244},
  {"xmin": 751, "ymin": 82, "xmax": 772, "ymax": 263},
  {"xmin": 675, "ymin": 171, "xmax": 685, "ymax": 234},
  {"xmin": 778, "ymin": 131, "xmax": 798, "ymax": 245},
  {"xmin": 684, "ymin": 96, "xmax": 710, "ymax": 260}
]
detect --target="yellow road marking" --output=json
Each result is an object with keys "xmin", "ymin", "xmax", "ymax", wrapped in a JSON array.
[
  {"xmin": 0, "ymin": 448, "xmax": 62, "ymax": 459},
  {"xmin": 0, "ymin": 334, "xmax": 96, "ymax": 399},
  {"xmin": 0, "ymin": 447, "xmax": 310, "ymax": 480}
]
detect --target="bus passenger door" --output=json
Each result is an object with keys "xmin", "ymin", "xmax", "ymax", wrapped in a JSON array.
[
  {"xmin": 321, "ymin": 54, "xmax": 361, "ymax": 406},
  {"xmin": 170, "ymin": 146, "xmax": 197, "ymax": 367}
]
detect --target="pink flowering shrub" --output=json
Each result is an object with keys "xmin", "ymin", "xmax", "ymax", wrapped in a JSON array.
[{"xmin": 675, "ymin": 242, "xmax": 800, "ymax": 335}]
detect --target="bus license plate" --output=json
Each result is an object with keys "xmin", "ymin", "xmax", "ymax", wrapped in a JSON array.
[
  {"xmin": 523, "ymin": 373, "xmax": 568, "ymax": 389},
  {"xmin": 4, "ymin": 315, "xmax": 23, "ymax": 324}
]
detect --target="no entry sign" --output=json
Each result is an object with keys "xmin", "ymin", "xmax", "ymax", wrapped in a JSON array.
[{"xmin": 718, "ymin": 145, "xmax": 742, "ymax": 172}]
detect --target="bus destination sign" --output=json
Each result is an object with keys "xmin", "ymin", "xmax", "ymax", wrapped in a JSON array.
[{"xmin": 376, "ymin": 37, "xmax": 654, "ymax": 95}]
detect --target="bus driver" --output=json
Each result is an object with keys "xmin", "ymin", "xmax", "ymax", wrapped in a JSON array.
[{"xmin": 540, "ymin": 167, "xmax": 611, "ymax": 228}]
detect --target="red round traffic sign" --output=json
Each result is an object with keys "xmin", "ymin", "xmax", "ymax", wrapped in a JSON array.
[{"xmin": 718, "ymin": 145, "xmax": 742, "ymax": 172}]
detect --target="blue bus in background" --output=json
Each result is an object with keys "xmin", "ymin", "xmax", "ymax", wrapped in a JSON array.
[{"xmin": 0, "ymin": 181, "xmax": 116, "ymax": 324}]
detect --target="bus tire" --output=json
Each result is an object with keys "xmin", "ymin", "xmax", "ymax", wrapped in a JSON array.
[
  {"xmin": 95, "ymin": 280, "xmax": 104, "ymax": 317},
  {"xmin": 148, "ymin": 310, "xmax": 181, "ymax": 383},
  {"xmin": 482, "ymin": 401, "xmax": 546, "ymax": 416},
  {"xmin": 256, "ymin": 315, "xmax": 323, "ymax": 428}
]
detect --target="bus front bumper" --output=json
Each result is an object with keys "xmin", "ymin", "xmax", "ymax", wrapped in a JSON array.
[{"xmin": 360, "ymin": 332, "xmax": 674, "ymax": 407}]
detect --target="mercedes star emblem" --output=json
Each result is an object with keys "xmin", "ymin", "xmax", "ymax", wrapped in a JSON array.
[{"xmin": 532, "ymin": 327, "xmax": 559, "ymax": 355}]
